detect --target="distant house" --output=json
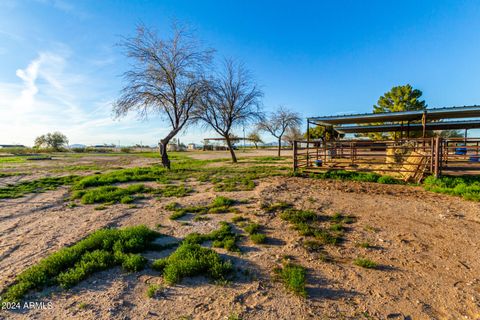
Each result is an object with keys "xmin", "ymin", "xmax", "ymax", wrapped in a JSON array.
[
  {"xmin": 187, "ymin": 143, "xmax": 198, "ymax": 150},
  {"xmin": 0, "ymin": 144, "xmax": 25, "ymax": 148}
]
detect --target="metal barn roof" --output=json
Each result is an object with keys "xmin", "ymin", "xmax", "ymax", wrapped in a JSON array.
[
  {"xmin": 335, "ymin": 120, "xmax": 480, "ymax": 134},
  {"xmin": 308, "ymin": 105, "xmax": 480, "ymax": 126}
]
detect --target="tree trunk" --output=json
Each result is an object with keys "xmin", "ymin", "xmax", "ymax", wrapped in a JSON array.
[
  {"xmin": 254, "ymin": 142, "xmax": 258, "ymax": 149},
  {"xmin": 158, "ymin": 127, "xmax": 184, "ymax": 169},
  {"xmin": 277, "ymin": 138, "xmax": 282, "ymax": 157},
  {"xmin": 225, "ymin": 137, "xmax": 237, "ymax": 163},
  {"xmin": 159, "ymin": 139, "xmax": 171, "ymax": 169}
]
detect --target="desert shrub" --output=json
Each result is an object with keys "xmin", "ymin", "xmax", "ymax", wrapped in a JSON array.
[
  {"xmin": 152, "ymin": 243, "xmax": 233, "ymax": 284},
  {"xmin": 274, "ymin": 262, "xmax": 307, "ymax": 297},
  {"xmin": 2, "ymin": 225, "xmax": 159, "ymax": 302},
  {"xmin": 353, "ymin": 257, "xmax": 377, "ymax": 269}
]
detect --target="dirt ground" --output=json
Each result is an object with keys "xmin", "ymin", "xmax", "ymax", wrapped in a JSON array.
[{"xmin": 0, "ymin": 152, "xmax": 479, "ymax": 320}]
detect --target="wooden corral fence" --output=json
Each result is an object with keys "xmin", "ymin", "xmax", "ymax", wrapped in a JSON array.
[{"xmin": 293, "ymin": 137, "xmax": 480, "ymax": 182}]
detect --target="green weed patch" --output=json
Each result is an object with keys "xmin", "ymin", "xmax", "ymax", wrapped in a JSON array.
[
  {"xmin": 280, "ymin": 209, "xmax": 343, "ymax": 245},
  {"xmin": 168, "ymin": 196, "xmax": 237, "ymax": 220},
  {"xmin": 0, "ymin": 175, "xmax": 78, "ymax": 199},
  {"xmin": 423, "ymin": 175, "xmax": 480, "ymax": 201},
  {"xmin": 1, "ymin": 225, "xmax": 160, "ymax": 302},
  {"xmin": 151, "ymin": 243, "xmax": 233, "ymax": 285},
  {"xmin": 71, "ymin": 184, "xmax": 147, "ymax": 204},
  {"xmin": 183, "ymin": 222, "xmax": 240, "ymax": 252},
  {"xmin": 353, "ymin": 257, "xmax": 377, "ymax": 269},
  {"xmin": 274, "ymin": 262, "xmax": 307, "ymax": 297},
  {"xmin": 309, "ymin": 170, "xmax": 402, "ymax": 185}
]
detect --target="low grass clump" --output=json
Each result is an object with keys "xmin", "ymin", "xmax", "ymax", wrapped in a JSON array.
[
  {"xmin": 0, "ymin": 175, "xmax": 78, "ymax": 199},
  {"xmin": 71, "ymin": 184, "xmax": 147, "ymax": 204},
  {"xmin": 146, "ymin": 284, "xmax": 163, "ymax": 298},
  {"xmin": 168, "ymin": 196, "xmax": 237, "ymax": 220},
  {"xmin": 0, "ymin": 156, "xmax": 26, "ymax": 163},
  {"xmin": 244, "ymin": 223, "xmax": 261, "ymax": 235},
  {"xmin": 274, "ymin": 262, "xmax": 307, "ymax": 297},
  {"xmin": 330, "ymin": 212, "xmax": 355, "ymax": 224},
  {"xmin": 151, "ymin": 184, "xmax": 192, "ymax": 198},
  {"xmin": 1, "ymin": 225, "xmax": 160, "ymax": 302},
  {"xmin": 353, "ymin": 257, "xmax": 377, "ymax": 269},
  {"xmin": 423, "ymin": 175, "xmax": 480, "ymax": 201},
  {"xmin": 72, "ymin": 166, "xmax": 168, "ymax": 190},
  {"xmin": 243, "ymin": 222, "xmax": 267, "ymax": 244},
  {"xmin": 310, "ymin": 170, "xmax": 402, "ymax": 185},
  {"xmin": 280, "ymin": 209, "xmax": 343, "ymax": 245},
  {"xmin": 250, "ymin": 233, "xmax": 266, "ymax": 244},
  {"xmin": 151, "ymin": 243, "xmax": 233, "ymax": 285},
  {"xmin": 356, "ymin": 241, "xmax": 371, "ymax": 248},
  {"xmin": 303, "ymin": 240, "xmax": 323, "ymax": 252},
  {"xmin": 183, "ymin": 222, "xmax": 240, "ymax": 252},
  {"xmin": 0, "ymin": 172, "xmax": 23, "ymax": 178},
  {"xmin": 231, "ymin": 215, "xmax": 248, "ymax": 223},
  {"xmin": 261, "ymin": 201, "xmax": 292, "ymax": 213}
]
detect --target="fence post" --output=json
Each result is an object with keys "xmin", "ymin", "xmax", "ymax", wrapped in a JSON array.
[
  {"xmin": 434, "ymin": 137, "xmax": 441, "ymax": 178},
  {"xmin": 293, "ymin": 141, "xmax": 298, "ymax": 172}
]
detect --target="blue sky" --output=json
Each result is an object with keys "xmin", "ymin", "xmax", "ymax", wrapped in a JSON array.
[{"xmin": 1, "ymin": 0, "xmax": 480, "ymax": 146}]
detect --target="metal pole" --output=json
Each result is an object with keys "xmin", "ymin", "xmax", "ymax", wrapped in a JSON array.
[
  {"xmin": 434, "ymin": 137, "xmax": 441, "ymax": 178},
  {"xmin": 293, "ymin": 141, "xmax": 297, "ymax": 171}
]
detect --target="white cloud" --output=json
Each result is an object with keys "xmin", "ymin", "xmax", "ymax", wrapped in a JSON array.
[{"xmin": 0, "ymin": 49, "xmax": 215, "ymax": 146}]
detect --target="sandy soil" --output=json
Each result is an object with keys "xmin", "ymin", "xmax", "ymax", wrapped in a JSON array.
[{"xmin": 0, "ymin": 155, "xmax": 479, "ymax": 320}]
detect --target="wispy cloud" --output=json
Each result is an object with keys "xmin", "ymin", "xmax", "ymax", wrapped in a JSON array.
[
  {"xmin": 32, "ymin": 0, "xmax": 91, "ymax": 19},
  {"xmin": 0, "ymin": 48, "xmax": 203, "ymax": 146}
]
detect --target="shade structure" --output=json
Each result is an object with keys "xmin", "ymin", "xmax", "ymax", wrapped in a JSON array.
[
  {"xmin": 335, "ymin": 120, "xmax": 480, "ymax": 134},
  {"xmin": 308, "ymin": 105, "xmax": 480, "ymax": 126}
]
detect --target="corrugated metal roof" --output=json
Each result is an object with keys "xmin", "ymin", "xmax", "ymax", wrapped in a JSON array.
[
  {"xmin": 308, "ymin": 105, "xmax": 480, "ymax": 125},
  {"xmin": 335, "ymin": 120, "xmax": 480, "ymax": 134}
]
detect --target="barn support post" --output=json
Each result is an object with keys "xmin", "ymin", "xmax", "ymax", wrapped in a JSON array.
[
  {"xmin": 434, "ymin": 136, "xmax": 441, "ymax": 178},
  {"xmin": 306, "ymin": 120, "xmax": 310, "ymax": 167}
]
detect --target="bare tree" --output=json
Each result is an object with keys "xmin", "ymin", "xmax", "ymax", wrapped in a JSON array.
[
  {"xmin": 258, "ymin": 106, "xmax": 302, "ymax": 156},
  {"xmin": 194, "ymin": 59, "xmax": 263, "ymax": 162},
  {"xmin": 113, "ymin": 23, "xmax": 213, "ymax": 168},
  {"xmin": 282, "ymin": 125, "xmax": 303, "ymax": 146}
]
